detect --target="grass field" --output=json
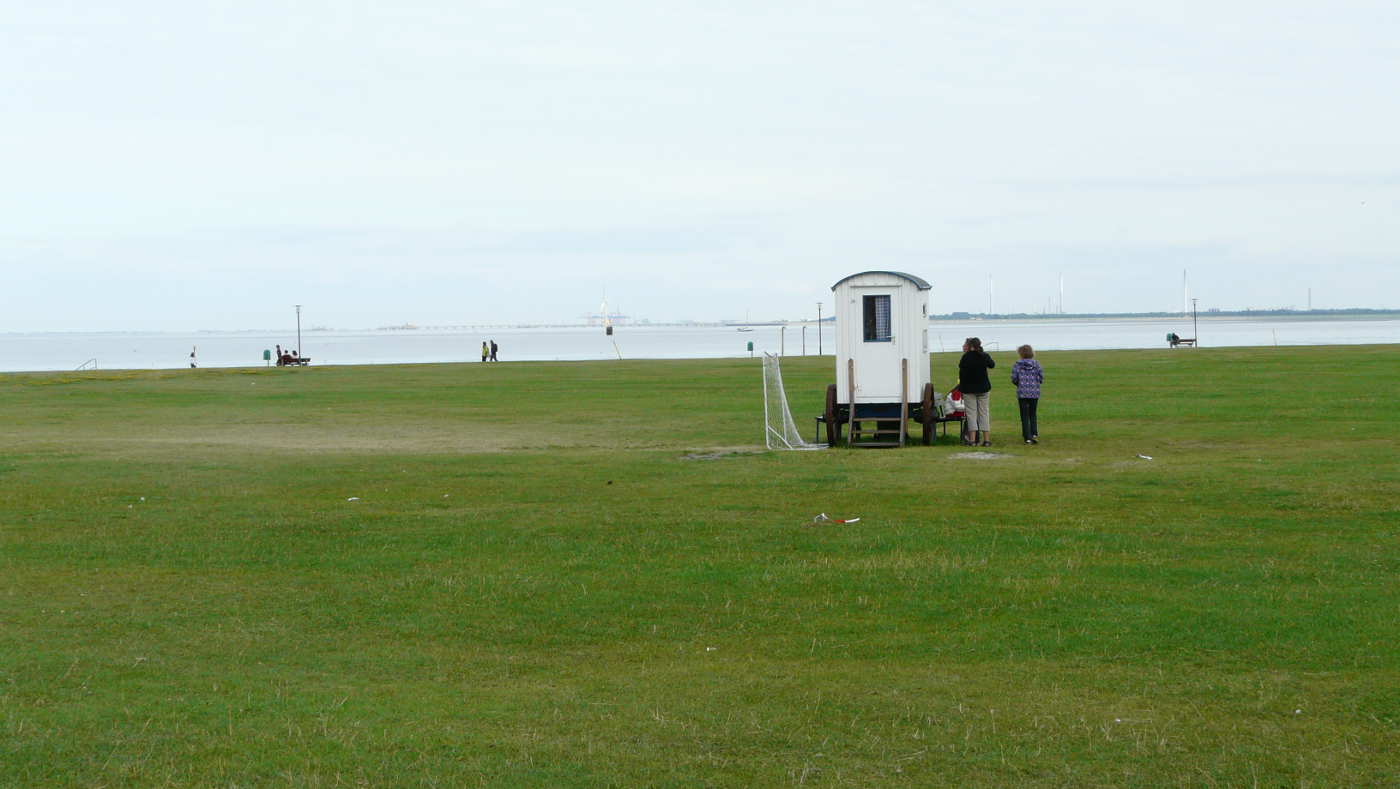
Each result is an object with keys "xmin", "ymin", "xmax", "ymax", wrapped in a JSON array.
[{"xmin": 1, "ymin": 346, "xmax": 1397, "ymax": 786}]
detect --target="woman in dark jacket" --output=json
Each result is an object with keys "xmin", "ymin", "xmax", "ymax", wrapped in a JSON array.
[{"xmin": 958, "ymin": 337, "xmax": 996, "ymax": 446}]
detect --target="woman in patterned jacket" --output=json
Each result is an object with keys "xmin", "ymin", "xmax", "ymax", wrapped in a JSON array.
[{"xmin": 1010, "ymin": 344, "xmax": 1044, "ymax": 444}]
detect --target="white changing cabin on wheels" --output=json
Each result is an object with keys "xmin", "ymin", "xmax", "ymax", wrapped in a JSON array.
[{"xmin": 823, "ymin": 271, "xmax": 939, "ymax": 447}]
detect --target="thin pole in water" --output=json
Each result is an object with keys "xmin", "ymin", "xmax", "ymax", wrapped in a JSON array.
[
  {"xmin": 817, "ymin": 302, "xmax": 822, "ymax": 355},
  {"xmin": 1191, "ymin": 298, "xmax": 1198, "ymax": 346},
  {"xmin": 295, "ymin": 304, "xmax": 302, "ymax": 356}
]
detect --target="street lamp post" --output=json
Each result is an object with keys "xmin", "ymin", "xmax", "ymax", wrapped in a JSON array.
[
  {"xmin": 1191, "ymin": 298, "xmax": 1198, "ymax": 347},
  {"xmin": 295, "ymin": 304, "xmax": 303, "ymax": 356},
  {"xmin": 816, "ymin": 302, "xmax": 823, "ymax": 355}
]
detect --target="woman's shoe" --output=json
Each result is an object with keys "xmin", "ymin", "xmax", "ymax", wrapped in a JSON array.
[{"xmin": 980, "ymin": 441, "xmax": 991, "ymax": 447}]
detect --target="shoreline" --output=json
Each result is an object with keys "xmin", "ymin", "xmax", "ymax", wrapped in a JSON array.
[
  {"xmin": 4, "ymin": 316, "xmax": 1395, "ymax": 373},
  {"xmin": 4, "ymin": 341, "xmax": 1398, "ymax": 377}
]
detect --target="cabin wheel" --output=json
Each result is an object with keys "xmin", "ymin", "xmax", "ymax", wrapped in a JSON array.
[
  {"xmin": 920, "ymin": 382, "xmax": 936, "ymax": 445},
  {"xmin": 824, "ymin": 384, "xmax": 840, "ymax": 447}
]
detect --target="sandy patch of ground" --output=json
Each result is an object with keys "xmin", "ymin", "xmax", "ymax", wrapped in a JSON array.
[{"xmin": 949, "ymin": 451, "xmax": 1008, "ymax": 461}]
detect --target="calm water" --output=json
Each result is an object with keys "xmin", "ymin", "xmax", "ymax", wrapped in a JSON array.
[{"xmin": 2, "ymin": 317, "xmax": 1396, "ymax": 373}]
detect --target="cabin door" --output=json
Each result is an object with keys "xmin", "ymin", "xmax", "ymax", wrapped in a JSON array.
[{"xmin": 852, "ymin": 289, "xmax": 902, "ymax": 403}]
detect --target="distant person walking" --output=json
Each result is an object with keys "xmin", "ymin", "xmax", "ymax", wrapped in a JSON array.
[
  {"xmin": 481, "ymin": 341, "xmax": 489, "ymax": 363},
  {"xmin": 189, "ymin": 346, "xmax": 197, "ymax": 369},
  {"xmin": 958, "ymin": 337, "xmax": 995, "ymax": 446},
  {"xmin": 1011, "ymin": 344, "xmax": 1044, "ymax": 444},
  {"xmin": 489, "ymin": 340, "xmax": 498, "ymax": 362}
]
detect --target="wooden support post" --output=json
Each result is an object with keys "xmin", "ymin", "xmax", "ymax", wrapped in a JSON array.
[
  {"xmin": 899, "ymin": 359, "xmax": 908, "ymax": 446},
  {"xmin": 847, "ymin": 359, "xmax": 856, "ymax": 443}
]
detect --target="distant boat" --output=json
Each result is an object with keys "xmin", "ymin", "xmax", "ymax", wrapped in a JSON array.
[{"xmin": 736, "ymin": 327, "xmax": 754, "ymax": 332}]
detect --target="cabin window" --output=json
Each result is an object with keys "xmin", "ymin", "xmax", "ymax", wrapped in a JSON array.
[{"xmin": 863, "ymin": 295, "xmax": 892, "ymax": 342}]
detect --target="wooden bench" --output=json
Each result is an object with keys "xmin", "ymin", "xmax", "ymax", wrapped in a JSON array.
[{"xmin": 928, "ymin": 411, "xmax": 966, "ymax": 440}]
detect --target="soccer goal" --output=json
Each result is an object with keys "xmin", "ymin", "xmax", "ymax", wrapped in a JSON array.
[{"xmin": 762, "ymin": 352, "xmax": 827, "ymax": 451}]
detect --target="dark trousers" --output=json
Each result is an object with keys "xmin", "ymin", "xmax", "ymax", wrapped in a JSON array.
[{"xmin": 1018, "ymin": 398, "xmax": 1039, "ymax": 441}]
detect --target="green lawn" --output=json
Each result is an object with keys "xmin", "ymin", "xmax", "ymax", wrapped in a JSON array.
[{"xmin": 1, "ymin": 347, "xmax": 1396, "ymax": 786}]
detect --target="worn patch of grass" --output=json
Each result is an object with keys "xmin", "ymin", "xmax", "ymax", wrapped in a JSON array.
[{"xmin": 1, "ymin": 347, "xmax": 1397, "ymax": 786}]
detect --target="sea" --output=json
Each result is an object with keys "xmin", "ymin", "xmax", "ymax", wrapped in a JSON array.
[{"xmin": 2, "ymin": 316, "xmax": 1396, "ymax": 373}]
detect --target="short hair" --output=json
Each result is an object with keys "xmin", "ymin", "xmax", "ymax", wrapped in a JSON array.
[
  {"xmin": 1018, "ymin": 344, "xmax": 1034, "ymax": 358},
  {"xmin": 965, "ymin": 337, "xmax": 982, "ymax": 351}
]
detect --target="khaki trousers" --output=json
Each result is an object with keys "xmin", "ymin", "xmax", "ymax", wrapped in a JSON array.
[{"xmin": 962, "ymin": 392, "xmax": 990, "ymax": 432}]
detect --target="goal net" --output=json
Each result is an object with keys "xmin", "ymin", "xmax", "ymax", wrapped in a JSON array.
[{"xmin": 762, "ymin": 352, "xmax": 827, "ymax": 451}]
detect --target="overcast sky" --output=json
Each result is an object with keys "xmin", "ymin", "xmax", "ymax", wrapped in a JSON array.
[{"xmin": 5, "ymin": 1, "xmax": 1398, "ymax": 330}]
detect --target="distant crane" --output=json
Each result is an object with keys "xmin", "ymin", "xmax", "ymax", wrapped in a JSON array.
[
  {"xmin": 599, "ymin": 295, "xmax": 622, "ymax": 359},
  {"xmin": 582, "ymin": 310, "xmax": 630, "ymax": 326}
]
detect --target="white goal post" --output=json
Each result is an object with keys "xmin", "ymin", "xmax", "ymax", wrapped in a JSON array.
[{"xmin": 762, "ymin": 353, "xmax": 827, "ymax": 451}]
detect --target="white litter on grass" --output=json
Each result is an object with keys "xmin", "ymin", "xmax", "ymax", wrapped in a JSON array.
[
  {"xmin": 706, "ymin": 647, "xmax": 717, "ymax": 652},
  {"xmin": 812, "ymin": 513, "xmax": 861, "ymax": 524},
  {"xmin": 139, "ymin": 497, "xmax": 145, "ymax": 502},
  {"xmin": 1137, "ymin": 454, "xmax": 1153, "ymax": 461},
  {"xmin": 346, "ymin": 497, "xmax": 361, "ymax": 502},
  {"xmin": 1295, "ymin": 709, "xmax": 1302, "ymax": 715}
]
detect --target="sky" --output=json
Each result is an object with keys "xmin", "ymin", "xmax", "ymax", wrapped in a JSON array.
[{"xmin": 4, "ymin": 0, "xmax": 1399, "ymax": 330}]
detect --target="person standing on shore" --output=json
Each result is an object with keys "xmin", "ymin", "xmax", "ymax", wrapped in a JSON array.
[
  {"xmin": 481, "ymin": 341, "xmax": 489, "ymax": 363},
  {"xmin": 490, "ymin": 340, "xmax": 498, "ymax": 362},
  {"xmin": 958, "ymin": 337, "xmax": 995, "ymax": 446},
  {"xmin": 1011, "ymin": 344, "xmax": 1044, "ymax": 444}
]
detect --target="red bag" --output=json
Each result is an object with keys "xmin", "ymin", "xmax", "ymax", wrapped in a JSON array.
[{"xmin": 945, "ymin": 388, "xmax": 965, "ymax": 413}]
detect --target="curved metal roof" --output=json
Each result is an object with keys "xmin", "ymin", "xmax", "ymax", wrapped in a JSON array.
[{"xmin": 830, "ymin": 271, "xmax": 932, "ymax": 291}]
